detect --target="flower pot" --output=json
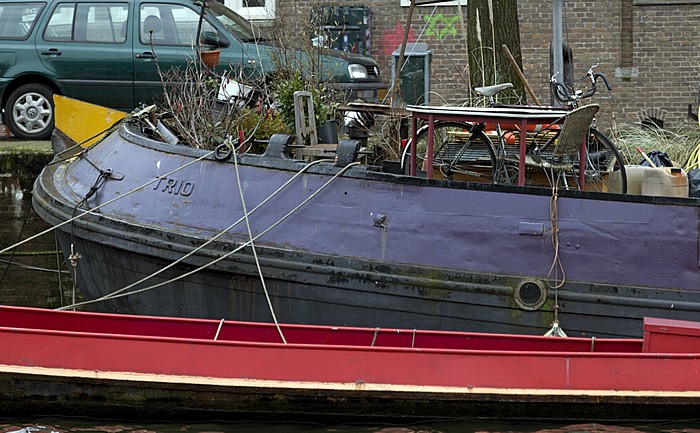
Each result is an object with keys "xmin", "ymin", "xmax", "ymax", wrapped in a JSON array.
[
  {"xmin": 200, "ymin": 50, "xmax": 220, "ymax": 68},
  {"xmin": 318, "ymin": 120, "xmax": 338, "ymax": 144}
]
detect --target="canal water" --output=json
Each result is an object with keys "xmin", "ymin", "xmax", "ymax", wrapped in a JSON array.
[
  {"xmin": 0, "ymin": 173, "xmax": 69, "ymax": 308},
  {"xmin": 1, "ymin": 419, "xmax": 699, "ymax": 433}
]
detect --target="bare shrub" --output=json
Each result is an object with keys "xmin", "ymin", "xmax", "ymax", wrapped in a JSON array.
[{"xmin": 158, "ymin": 61, "xmax": 233, "ymax": 149}]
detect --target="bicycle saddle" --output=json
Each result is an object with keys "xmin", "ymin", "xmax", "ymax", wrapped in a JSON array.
[{"xmin": 474, "ymin": 83, "xmax": 514, "ymax": 97}]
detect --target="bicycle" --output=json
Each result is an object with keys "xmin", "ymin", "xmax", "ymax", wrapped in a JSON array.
[
  {"xmin": 547, "ymin": 64, "xmax": 627, "ymax": 193},
  {"xmin": 400, "ymin": 64, "xmax": 628, "ymax": 193},
  {"xmin": 398, "ymin": 83, "xmax": 511, "ymax": 184}
]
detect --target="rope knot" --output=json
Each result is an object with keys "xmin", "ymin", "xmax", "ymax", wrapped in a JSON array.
[{"xmin": 68, "ymin": 244, "xmax": 82, "ymax": 268}]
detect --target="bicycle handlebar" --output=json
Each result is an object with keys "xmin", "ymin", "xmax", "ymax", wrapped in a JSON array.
[
  {"xmin": 592, "ymin": 72, "xmax": 613, "ymax": 92},
  {"xmin": 550, "ymin": 64, "xmax": 612, "ymax": 104}
]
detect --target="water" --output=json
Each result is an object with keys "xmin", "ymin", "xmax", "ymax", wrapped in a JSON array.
[
  {"xmin": 1, "ymin": 419, "xmax": 699, "ymax": 433},
  {"xmin": 0, "ymin": 174, "xmax": 66, "ymax": 308}
]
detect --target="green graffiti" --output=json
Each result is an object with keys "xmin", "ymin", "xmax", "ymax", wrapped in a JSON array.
[{"xmin": 423, "ymin": 14, "xmax": 459, "ymax": 40}]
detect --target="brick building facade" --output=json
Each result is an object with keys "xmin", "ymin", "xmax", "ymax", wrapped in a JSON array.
[{"xmin": 271, "ymin": 0, "xmax": 700, "ymax": 132}]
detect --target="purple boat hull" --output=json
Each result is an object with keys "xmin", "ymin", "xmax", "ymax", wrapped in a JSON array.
[{"xmin": 32, "ymin": 123, "xmax": 700, "ymax": 338}]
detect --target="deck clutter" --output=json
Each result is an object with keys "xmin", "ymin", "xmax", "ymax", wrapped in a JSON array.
[
  {"xmin": 18, "ymin": 97, "xmax": 698, "ymax": 342},
  {"xmin": 1, "ymin": 305, "xmax": 700, "ymax": 422},
  {"xmin": 621, "ymin": 164, "xmax": 689, "ymax": 197}
]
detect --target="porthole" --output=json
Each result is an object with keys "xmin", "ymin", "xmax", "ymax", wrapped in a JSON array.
[{"xmin": 513, "ymin": 279, "xmax": 547, "ymax": 311}]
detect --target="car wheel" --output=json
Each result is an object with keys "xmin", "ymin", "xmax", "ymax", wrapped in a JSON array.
[{"xmin": 4, "ymin": 83, "xmax": 55, "ymax": 140}]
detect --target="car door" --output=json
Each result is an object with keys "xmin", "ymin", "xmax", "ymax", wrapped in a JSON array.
[
  {"xmin": 35, "ymin": 0, "xmax": 134, "ymax": 110},
  {"xmin": 132, "ymin": 1, "xmax": 219, "ymax": 106},
  {"xmin": 0, "ymin": 3, "xmax": 47, "ymax": 78}
]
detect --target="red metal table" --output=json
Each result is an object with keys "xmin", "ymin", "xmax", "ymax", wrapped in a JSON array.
[{"xmin": 406, "ymin": 105, "xmax": 574, "ymax": 186}]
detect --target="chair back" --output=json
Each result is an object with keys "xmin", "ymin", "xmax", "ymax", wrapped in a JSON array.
[
  {"xmin": 552, "ymin": 104, "xmax": 599, "ymax": 158},
  {"xmin": 293, "ymin": 90, "xmax": 318, "ymax": 150}
]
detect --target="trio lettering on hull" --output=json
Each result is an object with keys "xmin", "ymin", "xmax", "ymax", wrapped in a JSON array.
[{"xmin": 153, "ymin": 177, "xmax": 194, "ymax": 196}]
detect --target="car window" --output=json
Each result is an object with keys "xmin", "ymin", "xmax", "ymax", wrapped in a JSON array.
[
  {"xmin": 44, "ymin": 2, "xmax": 129, "ymax": 43},
  {"xmin": 0, "ymin": 3, "xmax": 44, "ymax": 40},
  {"xmin": 140, "ymin": 3, "xmax": 216, "ymax": 47},
  {"xmin": 207, "ymin": 1, "xmax": 266, "ymax": 43}
]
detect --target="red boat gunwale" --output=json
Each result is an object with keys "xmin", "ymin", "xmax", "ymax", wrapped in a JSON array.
[
  {"xmin": 1, "ymin": 305, "xmax": 700, "ymax": 394},
  {"xmin": 0, "ymin": 305, "xmax": 642, "ymax": 352}
]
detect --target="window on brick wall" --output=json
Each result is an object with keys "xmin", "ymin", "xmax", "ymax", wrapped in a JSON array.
[
  {"xmin": 228, "ymin": 0, "xmax": 274, "ymax": 20},
  {"xmin": 400, "ymin": 0, "xmax": 466, "ymax": 5}
]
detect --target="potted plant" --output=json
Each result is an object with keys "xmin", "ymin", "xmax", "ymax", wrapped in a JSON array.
[
  {"xmin": 318, "ymin": 101, "xmax": 339, "ymax": 144},
  {"xmin": 199, "ymin": 31, "xmax": 222, "ymax": 68},
  {"xmin": 199, "ymin": 49, "xmax": 220, "ymax": 68}
]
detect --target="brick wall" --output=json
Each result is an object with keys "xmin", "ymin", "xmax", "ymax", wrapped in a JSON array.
[{"xmin": 276, "ymin": 0, "xmax": 700, "ymax": 131}]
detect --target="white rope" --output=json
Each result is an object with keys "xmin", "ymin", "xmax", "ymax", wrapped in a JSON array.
[
  {"xmin": 0, "ymin": 148, "xmax": 215, "ymax": 256},
  {"xmin": 60, "ymin": 157, "xmax": 330, "ymax": 309},
  {"xmin": 232, "ymin": 141, "xmax": 286, "ymax": 344},
  {"xmin": 371, "ymin": 327, "xmax": 379, "ymax": 347},
  {"xmin": 543, "ymin": 181, "xmax": 567, "ymax": 338},
  {"xmin": 82, "ymin": 161, "xmax": 360, "ymax": 303},
  {"xmin": 546, "ymin": 182, "xmax": 566, "ymax": 289},
  {"xmin": 61, "ymin": 160, "xmax": 361, "ymax": 308}
]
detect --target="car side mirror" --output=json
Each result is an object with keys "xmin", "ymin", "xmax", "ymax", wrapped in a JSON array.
[{"xmin": 201, "ymin": 31, "xmax": 230, "ymax": 49}]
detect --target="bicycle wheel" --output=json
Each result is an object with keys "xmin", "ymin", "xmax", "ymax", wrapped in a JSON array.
[
  {"xmin": 401, "ymin": 121, "xmax": 496, "ymax": 183},
  {"xmin": 539, "ymin": 127, "xmax": 627, "ymax": 193},
  {"xmin": 579, "ymin": 128, "xmax": 627, "ymax": 193}
]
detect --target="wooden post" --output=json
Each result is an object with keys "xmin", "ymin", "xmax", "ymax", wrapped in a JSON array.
[
  {"xmin": 501, "ymin": 44, "xmax": 541, "ymax": 106},
  {"xmin": 391, "ymin": 0, "xmax": 416, "ymax": 105}
]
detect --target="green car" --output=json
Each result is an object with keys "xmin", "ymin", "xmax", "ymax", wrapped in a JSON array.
[{"xmin": 0, "ymin": 0, "xmax": 384, "ymax": 139}]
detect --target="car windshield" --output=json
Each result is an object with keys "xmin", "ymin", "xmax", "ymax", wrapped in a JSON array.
[{"xmin": 206, "ymin": 1, "xmax": 268, "ymax": 43}]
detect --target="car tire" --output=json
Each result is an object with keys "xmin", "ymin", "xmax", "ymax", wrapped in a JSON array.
[{"xmin": 4, "ymin": 83, "xmax": 55, "ymax": 140}]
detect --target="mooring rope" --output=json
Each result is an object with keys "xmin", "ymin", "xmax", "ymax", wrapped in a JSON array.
[
  {"xmin": 231, "ymin": 140, "xmax": 286, "ymax": 344},
  {"xmin": 60, "ymin": 157, "xmax": 331, "ymax": 309},
  {"xmin": 544, "ymin": 180, "xmax": 567, "ymax": 338},
  {"xmin": 55, "ymin": 231, "xmax": 65, "ymax": 306},
  {"xmin": 1, "ymin": 145, "xmax": 215, "ymax": 305},
  {"xmin": 0, "ymin": 149, "xmax": 216, "ymax": 257},
  {"xmin": 48, "ymin": 116, "xmax": 128, "ymax": 167},
  {"xmin": 60, "ymin": 160, "xmax": 361, "ymax": 308},
  {"xmin": 546, "ymin": 181, "xmax": 566, "ymax": 289},
  {"xmin": 0, "ymin": 194, "xmax": 32, "ymax": 287},
  {"xmin": 0, "ymin": 258, "xmax": 69, "ymax": 274},
  {"xmin": 0, "ymin": 250, "xmax": 60, "ymax": 256},
  {"xmin": 66, "ymin": 161, "xmax": 116, "ymax": 307}
]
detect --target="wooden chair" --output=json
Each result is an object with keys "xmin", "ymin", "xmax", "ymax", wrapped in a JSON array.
[
  {"xmin": 293, "ymin": 90, "xmax": 338, "ymax": 160},
  {"xmin": 293, "ymin": 91, "xmax": 318, "ymax": 148}
]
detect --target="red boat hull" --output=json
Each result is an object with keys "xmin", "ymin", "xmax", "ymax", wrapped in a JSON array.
[{"xmin": 1, "ymin": 306, "xmax": 700, "ymax": 422}]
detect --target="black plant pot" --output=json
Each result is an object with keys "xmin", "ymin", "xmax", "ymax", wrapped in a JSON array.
[{"xmin": 318, "ymin": 120, "xmax": 339, "ymax": 144}]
